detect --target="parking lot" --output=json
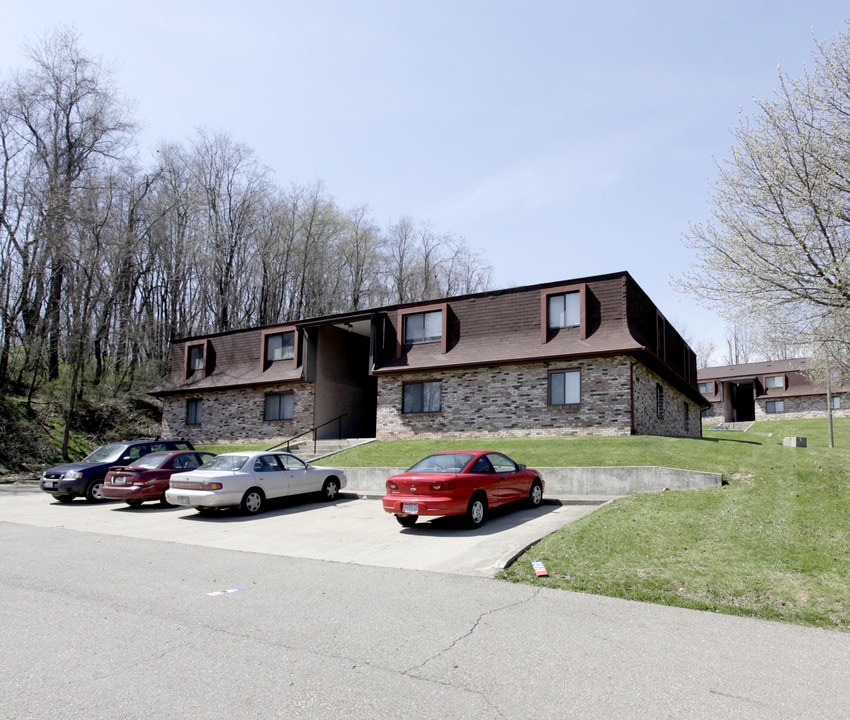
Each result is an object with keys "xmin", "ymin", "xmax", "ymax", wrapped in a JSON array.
[{"xmin": 0, "ymin": 484, "xmax": 607, "ymax": 576}]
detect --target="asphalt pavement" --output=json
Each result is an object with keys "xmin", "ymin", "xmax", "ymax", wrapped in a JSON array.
[
  {"xmin": 1, "ymin": 484, "xmax": 849, "ymax": 719},
  {"xmin": 0, "ymin": 484, "xmax": 609, "ymax": 576}
]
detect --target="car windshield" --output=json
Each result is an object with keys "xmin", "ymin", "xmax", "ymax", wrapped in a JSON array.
[
  {"xmin": 407, "ymin": 453, "xmax": 474, "ymax": 473},
  {"xmin": 83, "ymin": 443, "xmax": 129, "ymax": 463},
  {"xmin": 129, "ymin": 452, "xmax": 172, "ymax": 469},
  {"xmin": 199, "ymin": 455, "xmax": 248, "ymax": 471}
]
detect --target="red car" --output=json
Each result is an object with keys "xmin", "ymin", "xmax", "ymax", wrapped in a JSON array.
[
  {"xmin": 102, "ymin": 450, "xmax": 216, "ymax": 507},
  {"xmin": 382, "ymin": 450, "xmax": 544, "ymax": 528}
]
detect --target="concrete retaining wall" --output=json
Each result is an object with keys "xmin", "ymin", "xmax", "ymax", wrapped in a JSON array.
[{"xmin": 337, "ymin": 466, "xmax": 723, "ymax": 497}]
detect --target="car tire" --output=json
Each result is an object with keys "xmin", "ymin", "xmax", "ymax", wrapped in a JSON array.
[
  {"xmin": 240, "ymin": 488, "xmax": 265, "ymax": 515},
  {"xmin": 320, "ymin": 477, "xmax": 340, "ymax": 501},
  {"xmin": 85, "ymin": 479, "xmax": 105, "ymax": 503},
  {"xmin": 55, "ymin": 495, "xmax": 75, "ymax": 504},
  {"xmin": 396, "ymin": 514, "xmax": 418, "ymax": 527},
  {"xmin": 127, "ymin": 500, "xmax": 143, "ymax": 508},
  {"xmin": 528, "ymin": 479, "xmax": 544, "ymax": 508},
  {"xmin": 159, "ymin": 492, "xmax": 174, "ymax": 508},
  {"xmin": 466, "ymin": 493, "xmax": 487, "ymax": 528}
]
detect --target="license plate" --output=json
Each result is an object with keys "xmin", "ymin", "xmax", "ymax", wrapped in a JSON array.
[
  {"xmin": 177, "ymin": 496, "xmax": 190, "ymax": 504},
  {"xmin": 114, "ymin": 478, "xmax": 127, "ymax": 485},
  {"xmin": 44, "ymin": 480, "xmax": 55, "ymax": 489},
  {"xmin": 402, "ymin": 503, "xmax": 418, "ymax": 514}
]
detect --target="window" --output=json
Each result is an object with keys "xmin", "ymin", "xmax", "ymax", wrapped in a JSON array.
[
  {"xmin": 403, "ymin": 381, "xmax": 441, "ymax": 413},
  {"xmin": 656, "ymin": 384, "xmax": 664, "ymax": 418},
  {"xmin": 766, "ymin": 400, "xmax": 785, "ymax": 414},
  {"xmin": 186, "ymin": 399, "xmax": 202, "ymax": 425},
  {"xmin": 832, "ymin": 396, "xmax": 841, "ymax": 410},
  {"xmin": 547, "ymin": 292, "xmax": 580, "ymax": 328},
  {"xmin": 404, "ymin": 311, "xmax": 442, "ymax": 344},
  {"xmin": 265, "ymin": 332, "xmax": 295, "ymax": 362},
  {"xmin": 264, "ymin": 393, "xmax": 294, "ymax": 421},
  {"xmin": 697, "ymin": 381, "xmax": 714, "ymax": 395},
  {"xmin": 549, "ymin": 370, "xmax": 580, "ymax": 406},
  {"xmin": 188, "ymin": 345, "xmax": 205, "ymax": 372},
  {"xmin": 765, "ymin": 375, "xmax": 785, "ymax": 389},
  {"xmin": 684, "ymin": 402, "xmax": 690, "ymax": 432}
]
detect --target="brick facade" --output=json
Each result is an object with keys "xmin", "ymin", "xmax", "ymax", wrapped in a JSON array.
[
  {"xmin": 375, "ymin": 356, "xmax": 702, "ymax": 441},
  {"xmin": 161, "ymin": 382, "xmax": 315, "ymax": 445},
  {"xmin": 702, "ymin": 393, "xmax": 848, "ymax": 423},
  {"xmin": 153, "ymin": 273, "xmax": 706, "ymax": 444}
]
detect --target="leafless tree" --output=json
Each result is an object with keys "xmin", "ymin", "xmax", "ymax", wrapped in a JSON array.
[{"xmin": 5, "ymin": 27, "xmax": 135, "ymax": 380}]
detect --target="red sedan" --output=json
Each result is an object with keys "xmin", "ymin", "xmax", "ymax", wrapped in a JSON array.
[
  {"xmin": 102, "ymin": 450, "xmax": 216, "ymax": 507},
  {"xmin": 382, "ymin": 450, "xmax": 544, "ymax": 528}
]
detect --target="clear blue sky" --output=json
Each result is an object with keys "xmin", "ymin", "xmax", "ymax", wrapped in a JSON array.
[{"xmin": 4, "ymin": 1, "xmax": 849, "ymax": 362}]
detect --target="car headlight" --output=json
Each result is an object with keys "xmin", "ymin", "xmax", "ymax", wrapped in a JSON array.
[{"xmin": 64, "ymin": 471, "xmax": 83, "ymax": 480}]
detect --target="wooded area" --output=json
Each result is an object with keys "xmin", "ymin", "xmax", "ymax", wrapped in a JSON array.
[{"xmin": 0, "ymin": 29, "xmax": 493, "ymax": 420}]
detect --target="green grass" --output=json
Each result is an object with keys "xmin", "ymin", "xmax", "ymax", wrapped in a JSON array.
[
  {"xmin": 327, "ymin": 419, "xmax": 850, "ymax": 632},
  {"xmin": 199, "ymin": 419, "xmax": 850, "ymax": 631}
]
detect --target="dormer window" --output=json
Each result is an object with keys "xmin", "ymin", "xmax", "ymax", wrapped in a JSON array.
[
  {"xmin": 765, "ymin": 375, "xmax": 785, "ymax": 389},
  {"xmin": 266, "ymin": 331, "xmax": 295, "ymax": 362},
  {"xmin": 188, "ymin": 345, "xmax": 205, "ymax": 372},
  {"xmin": 547, "ymin": 292, "xmax": 580, "ymax": 328},
  {"xmin": 404, "ymin": 310, "xmax": 442, "ymax": 344}
]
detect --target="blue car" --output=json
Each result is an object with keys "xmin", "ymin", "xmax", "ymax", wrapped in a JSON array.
[{"xmin": 40, "ymin": 438, "xmax": 195, "ymax": 503}]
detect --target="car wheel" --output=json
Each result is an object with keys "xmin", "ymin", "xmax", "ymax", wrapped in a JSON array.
[
  {"xmin": 159, "ymin": 492, "xmax": 174, "ymax": 507},
  {"xmin": 85, "ymin": 479, "xmax": 105, "ymax": 503},
  {"xmin": 320, "ymin": 477, "xmax": 340, "ymax": 501},
  {"xmin": 55, "ymin": 495, "xmax": 75, "ymax": 504},
  {"xmin": 528, "ymin": 479, "xmax": 544, "ymax": 508},
  {"xmin": 466, "ymin": 493, "xmax": 487, "ymax": 528},
  {"xmin": 127, "ymin": 500, "xmax": 143, "ymax": 508},
  {"xmin": 240, "ymin": 488, "xmax": 265, "ymax": 515},
  {"xmin": 396, "ymin": 514, "xmax": 418, "ymax": 527}
]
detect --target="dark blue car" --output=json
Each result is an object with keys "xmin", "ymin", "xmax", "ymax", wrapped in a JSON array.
[{"xmin": 40, "ymin": 438, "xmax": 195, "ymax": 503}]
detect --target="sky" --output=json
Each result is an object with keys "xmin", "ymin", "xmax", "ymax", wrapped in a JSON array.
[{"xmin": 3, "ymin": 1, "xmax": 850, "ymax": 363}]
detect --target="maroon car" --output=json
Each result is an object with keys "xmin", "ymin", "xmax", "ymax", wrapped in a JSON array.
[{"xmin": 102, "ymin": 450, "xmax": 216, "ymax": 507}]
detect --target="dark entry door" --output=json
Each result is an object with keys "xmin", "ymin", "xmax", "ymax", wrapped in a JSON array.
[{"xmin": 731, "ymin": 382, "xmax": 755, "ymax": 422}]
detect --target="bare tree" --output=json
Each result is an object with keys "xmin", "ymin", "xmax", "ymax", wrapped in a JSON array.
[{"xmin": 6, "ymin": 27, "xmax": 135, "ymax": 380}]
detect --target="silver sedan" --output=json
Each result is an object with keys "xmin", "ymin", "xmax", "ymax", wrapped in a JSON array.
[{"xmin": 166, "ymin": 450, "xmax": 347, "ymax": 515}]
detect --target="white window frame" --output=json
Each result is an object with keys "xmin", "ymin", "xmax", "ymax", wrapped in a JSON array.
[{"xmin": 549, "ymin": 370, "xmax": 581, "ymax": 406}]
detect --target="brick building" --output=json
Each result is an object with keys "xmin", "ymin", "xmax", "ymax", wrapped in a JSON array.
[
  {"xmin": 698, "ymin": 358, "xmax": 849, "ymax": 423},
  {"xmin": 151, "ymin": 272, "xmax": 706, "ymax": 443}
]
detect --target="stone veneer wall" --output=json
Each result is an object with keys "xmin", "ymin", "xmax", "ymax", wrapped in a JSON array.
[
  {"xmin": 631, "ymin": 364, "xmax": 702, "ymax": 438},
  {"xmin": 375, "ymin": 356, "xmax": 639, "ymax": 440},
  {"xmin": 160, "ymin": 382, "xmax": 315, "ymax": 444}
]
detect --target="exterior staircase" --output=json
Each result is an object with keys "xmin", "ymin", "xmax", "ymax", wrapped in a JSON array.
[{"xmin": 280, "ymin": 438, "xmax": 376, "ymax": 463}]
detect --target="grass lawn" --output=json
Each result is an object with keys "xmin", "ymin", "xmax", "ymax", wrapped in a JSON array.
[{"xmin": 201, "ymin": 418, "xmax": 850, "ymax": 631}]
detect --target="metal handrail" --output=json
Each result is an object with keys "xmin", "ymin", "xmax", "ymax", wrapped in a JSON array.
[{"xmin": 266, "ymin": 413, "xmax": 348, "ymax": 454}]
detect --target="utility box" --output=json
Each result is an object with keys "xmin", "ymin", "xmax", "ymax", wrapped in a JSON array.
[{"xmin": 783, "ymin": 437, "xmax": 807, "ymax": 448}]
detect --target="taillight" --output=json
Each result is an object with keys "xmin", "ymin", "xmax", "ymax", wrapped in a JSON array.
[
  {"xmin": 430, "ymin": 481, "xmax": 456, "ymax": 491},
  {"xmin": 204, "ymin": 482, "xmax": 223, "ymax": 490},
  {"xmin": 386, "ymin": 480, "xmax": 399, "ymax": 490}
]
